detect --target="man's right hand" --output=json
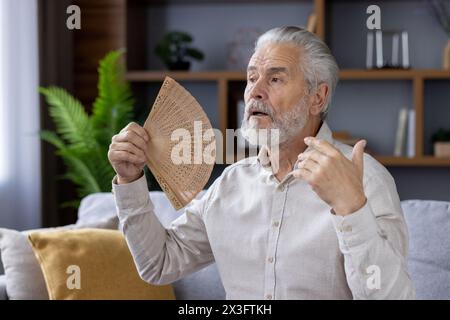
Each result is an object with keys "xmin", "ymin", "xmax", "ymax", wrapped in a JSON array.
[{"xmin": 108, "ymin": 122, "xmax": 150, "ymax": 184}]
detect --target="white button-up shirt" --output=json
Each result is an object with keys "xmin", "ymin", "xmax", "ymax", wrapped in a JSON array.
[{"xmin": 113, "ymin": 121, "xmax": 415, "ymax": 299}]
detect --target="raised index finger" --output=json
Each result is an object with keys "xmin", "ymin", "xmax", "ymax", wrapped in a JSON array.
[{"xmin": 304, "ymin": 137, "xmax": 339, "ymax": 157}]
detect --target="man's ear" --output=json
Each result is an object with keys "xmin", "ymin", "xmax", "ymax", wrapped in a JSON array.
[{"xmin": 308, "ymin": 83, "xmax": 329, "ymax": 116}]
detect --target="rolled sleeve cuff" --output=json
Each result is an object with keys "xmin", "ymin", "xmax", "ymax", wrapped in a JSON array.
[
  {"xmin": 112, "ymin": 174, "xmax": 151, "ymax": 212},
  {"xmin": 330, "ymin": 201, "xmax": 378, "ymax": 249}
]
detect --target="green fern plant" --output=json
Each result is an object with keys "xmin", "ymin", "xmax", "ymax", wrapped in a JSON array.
[{"xmin": 40, "ymin": 49, "xmax": 134, "ymax": 207}]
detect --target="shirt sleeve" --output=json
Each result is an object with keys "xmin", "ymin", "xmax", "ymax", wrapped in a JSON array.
[
  {"xmin": 329, "ymin": 170, "xmax": 416, "ymax": 300},
  {"xmin": 112, "ymin": 174, "xmax": 215, "ymax": 285}
]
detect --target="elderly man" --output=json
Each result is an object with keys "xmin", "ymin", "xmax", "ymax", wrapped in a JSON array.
[{"xmin": 108, "ymin": 26, "xmax": 415, "ymax": 299}]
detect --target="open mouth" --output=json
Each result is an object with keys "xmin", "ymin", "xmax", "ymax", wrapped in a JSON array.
[{"xmin": 250, "ymin": 110, "xmax": 269, "ymax": 117}]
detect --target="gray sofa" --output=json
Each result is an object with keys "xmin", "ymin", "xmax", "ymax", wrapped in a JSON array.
[{"xmin": 0, "ymin": 193, "xmax": 449, "ymax": 300}]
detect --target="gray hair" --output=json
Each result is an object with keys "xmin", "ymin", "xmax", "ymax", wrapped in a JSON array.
[{"xmin": 255, "ymin": 26, "xmax": 339, "ymax": 120}]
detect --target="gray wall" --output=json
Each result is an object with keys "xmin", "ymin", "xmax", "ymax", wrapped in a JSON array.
[
  {"xmin": 141, "ymin": 0, "xmax": 450, "ymax": 201},
  {"xmin": 146, "ymin": 2, "xmax": 313, "ymax": 70}
]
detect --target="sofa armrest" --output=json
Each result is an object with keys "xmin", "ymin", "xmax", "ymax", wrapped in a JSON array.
[{"xmin": 0, "ymin": 275, "xmax": 7, "ymax": 300}]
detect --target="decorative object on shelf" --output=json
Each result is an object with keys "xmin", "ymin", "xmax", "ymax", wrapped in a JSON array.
[
  {"xmin": 154, "ymin": 31, "xmax": 204, "ymax": 71},
  {"xmin": 366, "ymin": 30, "xmax": 410, "ymax": 69},
  {"xmin": 432, "ymin": 128, "xmax": 450, "ymax": 158},
  {"xmin": 39, "ymin": 50, "xmax": 134, "ymax": 207},
  {"xmin": 227, "ymin": 27, "xmax": 261, "ymax": 70},
  {"xmin": 426, "ymin": 0, "xmax": 450, "ymax": 70},
  {"xmin": 306, "ymin": 13, "xmax": 317, "ymax": 33}
]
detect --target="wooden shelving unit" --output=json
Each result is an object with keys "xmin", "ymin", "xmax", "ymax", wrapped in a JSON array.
[
  {"xmin": 123, "ymin": 0, "xmax": 450, "ymax": 167},
  {"xmin": 374, "ymin": 156, "xmax": 450, "ymax": 167},
  {"xmin": 227, "ymin": 152, "xmax": 450, "ymax": 167},
  {"xmin": 126, "ymin": 69, "xmax": 450, "ymax": 82},
  {"xmin": 340, "ymin": 69, "xmax": 450, "ymax": 80}
]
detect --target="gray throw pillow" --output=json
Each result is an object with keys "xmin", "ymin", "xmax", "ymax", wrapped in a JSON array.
[{"xmin": 76, "ymin": 193, "xmax": 119, "ymax": 225}]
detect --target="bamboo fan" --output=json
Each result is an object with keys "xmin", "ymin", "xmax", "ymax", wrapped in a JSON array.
[{"xmin": 143, "ymin": 77, "xmax": 216, "ymax": 210}]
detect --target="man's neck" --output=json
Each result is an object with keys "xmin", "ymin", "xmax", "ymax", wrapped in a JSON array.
[{"xmin": 270, "ymin": 119, "xmax": 323, "ymax": 182}]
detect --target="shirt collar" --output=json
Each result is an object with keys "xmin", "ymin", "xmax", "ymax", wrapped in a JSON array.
[{"xmin": 257, "ymin": 121, "xmax": 334, "ymax": 173}]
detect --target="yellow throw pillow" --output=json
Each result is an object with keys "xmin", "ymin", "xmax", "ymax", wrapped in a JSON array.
[{"xmin": 28, "ymin": 228, "xmax": 175, "ymax": 300}]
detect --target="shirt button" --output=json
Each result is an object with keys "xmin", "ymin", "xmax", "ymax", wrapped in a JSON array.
[
  {"xmin": 338, "ymin": 225, "xmax": 352, "ymax": 233},
  {"xmin": 343, "ymin": 225, "xmax": 352, "ymax": 232},
  {"xmin": 268, "ymin": 257, "xmax": 274, "ymax": 263},
  {"xmin": 272, "ymin": 221, "xmax": 280, "ymax": 227},
  {"xmin": 265, "ymin": 294, "xmax": 273, "ymax": 300}
]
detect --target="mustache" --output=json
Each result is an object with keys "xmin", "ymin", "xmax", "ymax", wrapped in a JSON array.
[{"xmin": 245, "ymin": 101, "xmax": 275, "ymax": 119}]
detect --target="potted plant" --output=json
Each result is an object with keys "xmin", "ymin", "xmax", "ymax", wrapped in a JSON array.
[
  {"xmin": 39, "ymin": 49, "xmax": 134, "ymax": 207},
  {"xmin": 432, "ymin": 128, "xmax": 450, "ymax": 158},
  {"xmin": 155, "ymin": 31, "xmax": 204, "ymax": 70}
]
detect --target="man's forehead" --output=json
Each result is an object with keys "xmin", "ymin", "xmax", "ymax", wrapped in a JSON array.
[{"xmin": 247, "ymin": 42, "xmax": 301, "ymax": 71}]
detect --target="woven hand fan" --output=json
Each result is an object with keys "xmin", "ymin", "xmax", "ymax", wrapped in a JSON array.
[{"xmin": 143, "ymin": 77, "xmax": 216, "ymax": 210}]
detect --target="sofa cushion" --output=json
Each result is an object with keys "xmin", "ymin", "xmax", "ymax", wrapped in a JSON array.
[
  {"xmin": 28, "ymin": 228, "xmax": 175, "ymax": 300},
  {"xmin": 401, "ymin": 200, "xmax": 450, "ymax": 299},
  {"xmin": 77, "ymin": 192, "xmax": 120, "ymax": 225},
  {"xmin": 0, "ymin": 228, "xmax": 49, "ymax": 300}
]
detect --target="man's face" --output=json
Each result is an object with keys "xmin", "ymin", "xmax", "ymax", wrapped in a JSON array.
[{"xmin": 241, "ymin": 42, "xmax": 311, "ymax": 145}]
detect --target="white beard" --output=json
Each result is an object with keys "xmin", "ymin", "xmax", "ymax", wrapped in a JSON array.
[{"xmin": 240, "ymin": 95, "xmax": 309, "ymax": 147}]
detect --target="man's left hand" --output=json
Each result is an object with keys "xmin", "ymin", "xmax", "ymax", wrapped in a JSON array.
[{"xmin": 292, "ymin": 137, "xmax": 367, "ymax": 216}]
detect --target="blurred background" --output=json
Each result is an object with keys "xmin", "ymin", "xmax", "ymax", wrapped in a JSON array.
[{"xmin": 1, "ymin": 0, "xmax": 450, "ymax": 231}]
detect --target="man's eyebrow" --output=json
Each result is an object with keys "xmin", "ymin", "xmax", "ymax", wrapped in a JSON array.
[
  {"xmin": 266, "ymin": 67, "xmax": 289, "ymax": 75},
  {"xmin": 246, "ymin": 66, "xmax": 289, "ymax": 75}
]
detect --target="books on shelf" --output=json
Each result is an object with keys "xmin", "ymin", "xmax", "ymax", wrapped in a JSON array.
[
  {"xmin": 394, "ymin": 108, "xmax": 415, "ymax": 157},
  {"xmin": 407, "ymin": 109, "xmax": 415, "ymax": 158},
  {"xmin": 394, "ymin": 108, "xmax": 407, "ymax": 157}
]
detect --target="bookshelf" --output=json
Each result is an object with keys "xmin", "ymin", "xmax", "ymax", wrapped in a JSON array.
[{"xmin": 122, "ymin": 0, "xmax": 450, "ymax": 167}]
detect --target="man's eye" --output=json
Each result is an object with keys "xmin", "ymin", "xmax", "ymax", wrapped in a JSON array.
[
  {"xmin": 271, "ymin": 77, "xmax": 280, "ymax": 83},
  {"xmin": 248, "ymin": 77, "xmax": 256, "ymax": 83}
]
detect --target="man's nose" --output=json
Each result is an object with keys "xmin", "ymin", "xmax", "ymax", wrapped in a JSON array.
[{"xmin": 249, "ymin": 80, "xmax": 268, "ymax": 101}]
